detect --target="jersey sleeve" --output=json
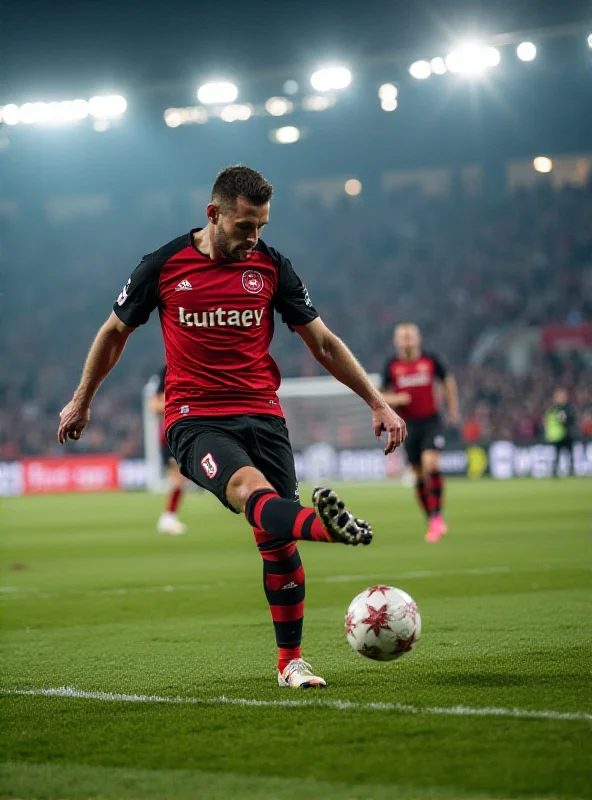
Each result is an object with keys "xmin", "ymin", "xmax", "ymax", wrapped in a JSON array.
[
  {"xmin": 112, "ymin": 253, "xmax": 164, "ymax": 327},
  {"xmin": 430, "ymin": 353, "xmax": 449, "ymax": 380},
  {"xmin": 271, "ymin": 249, "xmax": 319, "ymax": 329}
]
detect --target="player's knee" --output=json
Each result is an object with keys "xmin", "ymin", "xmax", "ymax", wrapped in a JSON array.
[{"xmin": 226, "ymin": 466, "xmax": 273, "ymax": 513}]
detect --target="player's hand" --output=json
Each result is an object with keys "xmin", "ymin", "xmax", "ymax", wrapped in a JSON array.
[
  {"xmin": 57, "ymin": 400, "xmax": 90, "ymax": 444},
  {"xmin": 373, "ymin": 403, "xmax": 407, "ymax": 455}
]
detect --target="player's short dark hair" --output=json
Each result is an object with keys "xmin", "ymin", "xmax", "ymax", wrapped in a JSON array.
[{"xmin": 212, "ymin": 165, "xmax": 273, "ymax": 212}]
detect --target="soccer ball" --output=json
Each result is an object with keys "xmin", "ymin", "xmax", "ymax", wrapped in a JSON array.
[{"xmin": 345, "ymin": 586, "xmax": 421, "ymax": 661}]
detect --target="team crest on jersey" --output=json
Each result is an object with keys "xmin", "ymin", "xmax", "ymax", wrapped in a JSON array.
[
  {"xmin": 242, "ymin": 270, "xmax": 264, "ymax": 294},
  {"xmin": 200, "ymin": 453, "xmax": 218, "ymax": 479}
]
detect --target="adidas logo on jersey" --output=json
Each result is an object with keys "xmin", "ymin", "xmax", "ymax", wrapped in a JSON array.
[
  {"xmin": 178, "ymin": 306, "xmax": 265, "ymax": 328},
  {"xmin": 175, "ymin": 280, "xmax": 193, "ymax": 291}
]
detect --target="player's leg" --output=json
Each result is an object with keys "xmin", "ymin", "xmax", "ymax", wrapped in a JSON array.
[
  {"xmin": 422, "ymin": 448, "xmax": 447, "ymax": 543},
  {"xmin": 404, "ymin": 425, "xmax": 428, "ymax": 519},
  {"xmin": 157, "ymin": 445, "xmax": 187, "ymax": 535}
]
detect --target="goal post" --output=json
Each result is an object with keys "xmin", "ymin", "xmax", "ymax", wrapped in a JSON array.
[{"xmin": 142, "ymin": 373, "xmax": 407, "ymax": 491}]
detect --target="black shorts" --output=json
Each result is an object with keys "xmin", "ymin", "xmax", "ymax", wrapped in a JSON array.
[
  {"xmin": 404, "ymin": 415, "xmax": 446, "ymax": 466},
  {"xmin": 167, "ymin": 414, "xmax": 298, "ymax": 513}
]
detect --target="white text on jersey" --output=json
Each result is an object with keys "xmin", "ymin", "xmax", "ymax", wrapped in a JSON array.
[{"xmin": 178, "ymin": 307, "xmax": 265, "ymax": 328}]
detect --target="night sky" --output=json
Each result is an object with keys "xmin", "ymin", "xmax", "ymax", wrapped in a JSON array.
[{"xmin": 3, "ymin": 0, "xmax": 590, "ymax": 96}]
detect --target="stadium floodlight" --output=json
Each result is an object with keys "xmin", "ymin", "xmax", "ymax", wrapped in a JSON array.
[
  {"xmin": 301, "ymin": 95, "xmax": 336, "ymax": 112},
  {"xmin": 310, "ymin": 66, "xmax": 351, "ymax": 92},
  {"xmin": 409, "ymin": 60, "xmax": 431, "ymax": 79},
  {"xmin": 344, "ymin": 179, "xmax": 362, "ymax": 196},
  {"xmin": 378, "ymin": 83, "xmax": 398, "ymax": 102},
  {"xmin": 164, "ymin": 109, "xmax": 183, "ymax": 128},
  {"xmin": 265, "ymin": 97, "xmax": 293, "ymax": 116},
  {"xmin": 88, "ymin": 95, "xmax": 127, "ymax": 119},
  {"xmin": 283, "ymin": 79, "xmax": 299, "ymax": 95},
  {"xmin": 219, "ymin": 103, "xmax": 252, "ymax": 122},
  {"xmin": 197, "ymin": 82, "xmax": 238, "ymax": 104},
  {"xmin": 533, "ymin": 156, "xmax": 553, "ymax": 173},
  {"xmin": 517, "ymin": 42, "xmax": 536, "ymax": 61},
  {"xmin": 93, "ymin": 119, "xmax": 110, "ymax": 133},
  {"xmin": 430, "ymin": 57, "xmax": 447, "ymax": 75},
  {"xmin": 271, "ymin": 125, "xmax": 301, "ymax": 144},
  {"xmin": 2, "ymin": 104, "xmax": 21, "ymax": 125},
  {"xmin": 587, "ymin": 34, "xmax": 592, "ymax": 48},
  {"xmin": 381, "ymin": 98, "xmax": 398, "ymax": 112},
  {"xmin": 445, "ymin": 44, "xmax": 501, "ymax": 75}
]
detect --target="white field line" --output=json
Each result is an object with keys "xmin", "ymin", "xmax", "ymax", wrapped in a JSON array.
[
  {"xmin": 0, "ymin": 563, "xmax": 587, "ymax": 600},
  {"xmin": 4, "ymin": 686, "xmax": 590, "ymax": 723}
]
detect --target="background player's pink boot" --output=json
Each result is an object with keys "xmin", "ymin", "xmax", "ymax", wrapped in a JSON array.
[{"xmin": 425, "ymin": 514, "xmax": 447, "ymax": 543}]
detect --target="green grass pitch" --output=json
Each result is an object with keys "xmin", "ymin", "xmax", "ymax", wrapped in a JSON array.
[{"xmin": 1, "ymin": 479, "xmax": 591, "ymax": 799}]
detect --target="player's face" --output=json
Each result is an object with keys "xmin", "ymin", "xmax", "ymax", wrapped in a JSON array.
[
  {"xmin": 394, "ymin": 326, "xmax": 421, "ymax": 358},
  {"xmin": 214, "ymin": 197, "xmax": 270, "ymax": 261}
]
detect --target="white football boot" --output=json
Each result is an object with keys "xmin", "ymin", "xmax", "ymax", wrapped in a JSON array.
[
  {"xmin": 157, "ymin": 512, "xmax": 187, "ymax": 535},
  {"xmin": 312, "ymin": 487, "xmax": 372, "ymax": 545},
  {"xmin": 278, "ymin": 658, "xmax": 327, "ymax": 689}
]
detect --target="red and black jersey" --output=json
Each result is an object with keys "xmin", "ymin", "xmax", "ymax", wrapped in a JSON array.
[
  {"xmin": 381, "ymin": 352, "xmax": 448, "ymax": 422},
  {"xmin": 114, "ymin": 231, "xmax": 318, "ymax": 432},
  {"xmin": 155, "ymin": 366, "xmax": 167, "ymax": 445}
]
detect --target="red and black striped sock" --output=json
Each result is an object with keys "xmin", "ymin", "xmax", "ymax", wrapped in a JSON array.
[
  {"xmin": 426, "ymin": 471, "xmax": 444, "ymax": 517},
  {"xmin": 166, "ymin": 486, "xmax": 183, "ymax": 513},
  {"xmin": 246, "ymin": 490, "xmax": 332, "ymax": 543},
  {"xmin": 415, "ymin": 480, "xmax": 430, "ymax": 518},
  {"xmin": 253, "ymin": 530, "xmax": 304, "ymax": 673}
]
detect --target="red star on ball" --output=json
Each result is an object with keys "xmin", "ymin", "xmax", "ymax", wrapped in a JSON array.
[
  {"xmin": 345, "ymin": 611, "xmax": 356, "ymax": 635},
  {"xmin": 366, "ymin": 585, "xmax": 391, "ymax": 598},
  {"xmin": 361, "ymin": 603, "xmax": 391, "ymax": 637}
]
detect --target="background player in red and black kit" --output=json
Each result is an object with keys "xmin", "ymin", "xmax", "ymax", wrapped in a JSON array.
[
  {"xmin": 151, "ymin": 366, "xmax": 189, "ymax": 535},
  {"xmin": 381, "ymin": 322, "xmax": 459, "ymax": 543},
  {"xmin": 57, "ymin": 165, "xmax": 406, "ymax": 689}
]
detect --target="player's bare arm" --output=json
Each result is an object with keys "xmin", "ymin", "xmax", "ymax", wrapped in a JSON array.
[
  {"xmin": 57, "ymin": 311, "xmax": 135, "ymax": 444},
  {"xmin": 295, "ymin": 317, "xmax": 407, "ymax": 454},
  {"xmin": 380, "ymin": 389, "xmax": 412, "ymax": 407},
  {"xmin": 149, "ymin": 394, "xmax": 166, "ymax": 415},
  {"xmin": 443, "ymin": 374, "xmax": 460, "ymax": 426}
]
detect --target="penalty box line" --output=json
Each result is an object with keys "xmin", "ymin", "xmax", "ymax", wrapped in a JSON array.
[{"xmin": 4, "ymin": 687, "xmax": 591, "ymax": 723}]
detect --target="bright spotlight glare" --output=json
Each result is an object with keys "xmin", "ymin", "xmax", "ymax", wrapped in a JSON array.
[
  {"xmin": 265, "ymin": 97, "xmax": 293, "ymax": 116},
  {"xmin": 2, "ymin": 104, "xmax": 20, "ymax": 125},
  {"xmin": 533, "ymin": 156, "xmax": 553, "ymax": 174},
  {"xmin": 381, "ymin": 98, "xmax": 398, "ymax": 112},
  {"xmin": 88, "ymin": 95, "xmax": 127, "ymax": 118},
  {"xmin": 93, "ymin": 119, "xmax": 110, "ymax": 133},
  {"xmin": 378, "ymin": 83, "xmax": 398, "ymax": 101},
  {"xmin": 445, "ymin": 44, "xmax": 500, "ymax": 74},
  {"xmin": 273, "ymin": 125, "xmax": 301, "ymax": 144},
  {"xmin": 220, "ymin": 103, "xmax": 252, "ymax": 122},
  {"xmin": 587, "ymin": 34, "xmax": 592, "ymax": 48},
  {"xmin": 164, "ymin": 109, "xmax": 183, "ymax": 128},
  {"xmin": 430, "ymin": 57, "xmax": 447, "ymax": 75},
  {"xmin": 409, "ymin": 60, "xmax": 431, "ymax": 80},
  {"xmin": 344, "ymin": 179, "xmax": 362, "ymax": 196},
  {"xmin": 197, "ymin": 82, "xmax": 238, "ymax": 104},
  {"xmin": 517, "ymin": 42, "xmax": 536, "ymax": 61},
  {"xmin": 310, "ymin": 66, "xmax": 351, "ymax": 92}
]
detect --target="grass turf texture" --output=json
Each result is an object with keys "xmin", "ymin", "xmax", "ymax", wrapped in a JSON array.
[{"xmin": 1, "ymin": 479, "xmax": 590, "ymax": 800}]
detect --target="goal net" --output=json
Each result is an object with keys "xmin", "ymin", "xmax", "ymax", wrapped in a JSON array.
[{"xmin": 142, "ymin": 373, "xmax": 407, "ymax": 491}]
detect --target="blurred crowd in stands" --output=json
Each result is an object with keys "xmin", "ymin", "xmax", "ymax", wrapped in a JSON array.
[{"xmin": 1, "ymin": 179, "xmax": 591, "ymax": 458}]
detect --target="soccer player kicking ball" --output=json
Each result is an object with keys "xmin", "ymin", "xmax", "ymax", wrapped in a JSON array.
[
  {"xmin": 381, "ymin": 323, "xmax": 459, "ymax": 543},
  {"xmin": 57, "ymin": 166, "xmax": 406, "ymax": 690}
]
